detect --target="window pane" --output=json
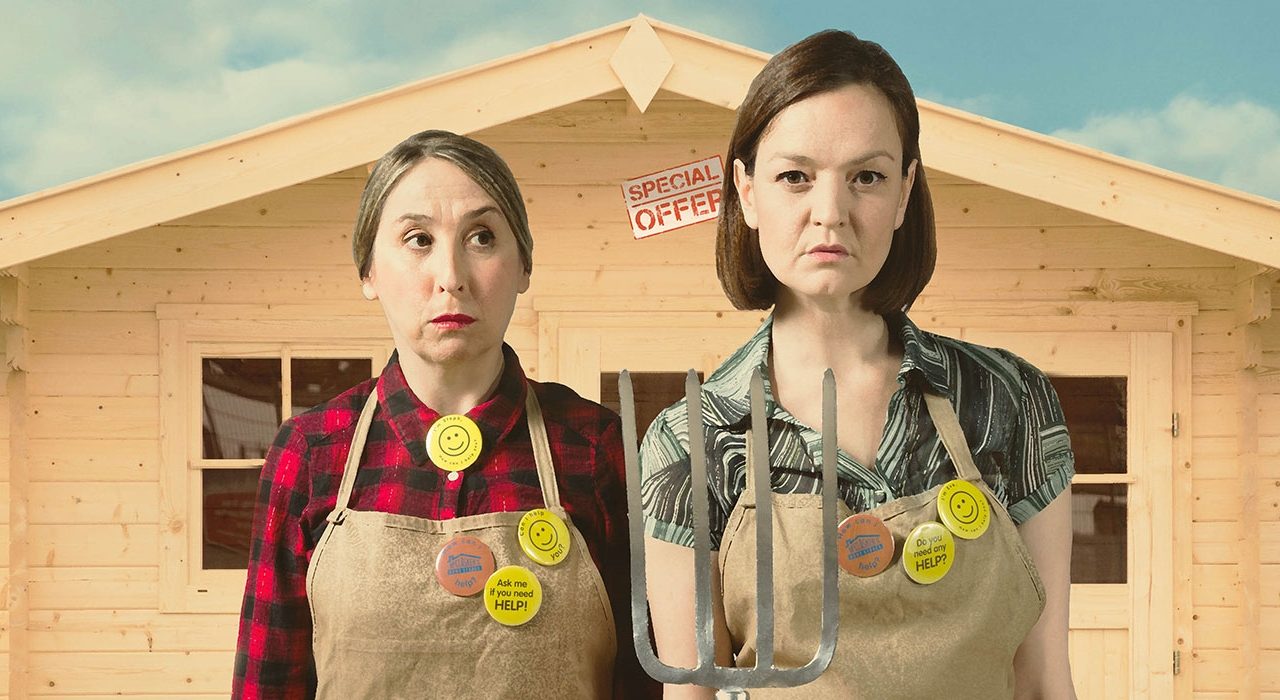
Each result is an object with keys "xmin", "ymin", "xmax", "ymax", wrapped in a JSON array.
[
  {"xmin": 291, "ymin": 358, "xmax": 372, "ymax": 417},
  {"xmin": 600, "ymin": 372, "xmax": 702, "ymax": 444},
  {"xmin": 202, "ymin": 358, "xmax": 282, "ymax": 460},
  {"xmin": 1071, "ymin": 483, "xmax": 1127, "ymax": 583},
  {"xmin": 1049, "ymin": 376, "xmax": 1127, "ymax": 475},
  {"xmin": 203, "ymin": 468, "xmax": 260, "ymax": 570}
]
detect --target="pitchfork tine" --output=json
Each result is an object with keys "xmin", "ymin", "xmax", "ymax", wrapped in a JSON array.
[{"xmin": 620, "ymin": 368, "xmax": 840, "ymax": 696}]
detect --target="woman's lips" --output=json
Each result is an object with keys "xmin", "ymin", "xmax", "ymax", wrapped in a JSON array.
[
  {"xmin": 431, "ymin": 314, "xmax": 476, "ymax": 330},
  {"xmin": 807, "ymin": 244, "xmax": 850, "ymax": 262}
]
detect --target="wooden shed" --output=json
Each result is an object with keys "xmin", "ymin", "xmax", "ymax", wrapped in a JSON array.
[{"xmin": 1, "ymin": 15, "xmax": 1277, "ymax": 699}]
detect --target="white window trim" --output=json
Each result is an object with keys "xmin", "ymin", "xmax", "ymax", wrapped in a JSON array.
[{"xmin": 158, "ymin": 303, "xmax": 391, "ymax": 613}]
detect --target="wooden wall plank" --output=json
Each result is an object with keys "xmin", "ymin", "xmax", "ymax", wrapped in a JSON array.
[
  {"xmin": 29, "ymin": 650, "xmax": 232, "ymax": 695},
  {"xmin": 472, "ymin": 96, "xmax": 737, "ymax": 143},
  {"xmin": 1192, "ymin": 564, "xmax": 1239, "ymax": 606},
  {"xmin": 1194, "ymin": 649, "xmax": 1240, "ymax": 691},
  {"xmin": 27, "ymin": 397, "xmax": 157, "ymax": 440},
  {"xmin": 28, "ymin": 483, "xmax": 158, "ymax": 524},
  {"xmin": 27, "ymin": 611, "xmax": 237, "ymax": 653},
  {"xmin": 41, "ymin": 222, "xmax": 1229, "ymax": 273},
  {"xmin": 27, "ymin": 567, "xmax": 157, "ymax": 611},
  {"xmin": 27, "ymin": 312, "xmax": 155, "ymax": 356},
  {"xmin": 22, "ymin": 354, "xmax": 157, "ymax": 377},
  {"xmin": 28, "ymin": 524, "xmax": 158, "ymax": 567},
  {"xmin": 31, "ymin": 268, "xmax": 362, "ymax": 312},
  {"xmin": 1194, "ymin": 479, "xmax": 1280, "ymax": 522},
  {"xmin": 27, "ymin": 439, "xmax": 157, "ymax": 483}
]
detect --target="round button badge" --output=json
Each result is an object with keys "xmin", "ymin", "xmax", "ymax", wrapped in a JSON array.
[
  {"xmin": 517, "ymin": 508, "xmax": 571, "ymax": 566},
  {"xmin": 426, "ymin": 414, "xmax": 483, "ymax": 472},
  {"xmin": 902, "ymin": 521, "xmax": 956, "ymax": 585},
  {"xmin": 837, "ymin": 513, "xmax": 894, "ymax": 577},
  {"xmin": 937, "ymin": 479, "xmax": 991, "ymax": 540},
  {"xmin": 484, "ymin": 565, "xmax": 543, "ymax": 626},
  {"xmin": 434, "ymin": 535, "xmax": 495, "ymax": 597}
]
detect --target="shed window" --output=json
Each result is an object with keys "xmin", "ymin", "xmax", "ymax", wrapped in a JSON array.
[
  {"xmin": 1052, "ymin": 375, "xmax": 1128, "ymax": 584},
  {"xmin": 198, "ymin": 355, "xmax": 374, "ymax": 571},
  {"xmin": 159, "ymin": 307, "xmax": 391, "ymax": 612}
]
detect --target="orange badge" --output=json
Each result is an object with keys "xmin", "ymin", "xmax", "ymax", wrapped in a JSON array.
[
  {"xmin": 837, "ymin": 513, "xmax": 895, "ymax": 577},
  {"xmin": 434, "ymin": 535, "xmax": 496, "ymax": 597}
]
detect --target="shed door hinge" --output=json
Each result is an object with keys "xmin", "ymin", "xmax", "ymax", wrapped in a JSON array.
[
  {"xmin": 1173, "ymin": 649, "xmax": 1181, "ymax": 675},
  {"xmin": 1171, "ymin": 412, "xmax": 1180, "ymax": 438}
]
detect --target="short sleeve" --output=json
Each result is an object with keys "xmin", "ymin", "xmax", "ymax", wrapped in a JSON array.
[
  {"xmin": 1003, "ymin": 354, "xmax": 1076, "ymax": 524},
  {"xmin": 639, "ymin": 406, "xmax": 700, "ymax": 547}
]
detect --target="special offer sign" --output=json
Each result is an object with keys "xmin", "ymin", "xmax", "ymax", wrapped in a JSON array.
[{"xmin": 621, "ymin": 156, "xmax": 724, "ymax": 239}]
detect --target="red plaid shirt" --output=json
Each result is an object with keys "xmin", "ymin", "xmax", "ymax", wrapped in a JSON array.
[{"xmin": 232, "ymin": 346, "xmax": 656, "ymax": 699}]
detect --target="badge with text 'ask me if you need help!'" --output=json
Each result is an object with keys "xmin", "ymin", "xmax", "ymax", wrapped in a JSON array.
[{"xmin": 621, "ymin": 156, "xmax": 723, "ymax": 239}]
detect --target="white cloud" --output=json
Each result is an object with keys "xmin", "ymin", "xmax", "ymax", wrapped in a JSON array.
[
  {"xmin": 1052, "ymin": 95, "xmax": 1280, "ymax": 201},
  {"xmin": 0, "ymin": 1, "xmax": 754, "ymax": 200}
]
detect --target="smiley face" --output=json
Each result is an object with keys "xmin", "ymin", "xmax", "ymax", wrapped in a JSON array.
[
  {"xmin": 947, "ymin": 490, "xmax": 980, "ymax": 524},
  {"xmin": 437, "ymin": 424, "xmax": 472, "ymax": 457},
  {"xmin": 529, "ymin": 519, "xmax": 559, "ymax": 552}
]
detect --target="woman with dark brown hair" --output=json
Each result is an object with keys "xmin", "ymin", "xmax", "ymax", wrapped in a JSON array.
[{"xmin": 640, "ymin": 32, "xmax": 1076, "ymax": 699}]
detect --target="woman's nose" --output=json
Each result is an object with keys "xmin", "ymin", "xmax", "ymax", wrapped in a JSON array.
[
  {"xmin": 430, "ymin": 246, "xmax": 467, "ymax": 293},
  {"xmin": 809, "ymin": 177, "xmax": 850, "ymax": 229}
]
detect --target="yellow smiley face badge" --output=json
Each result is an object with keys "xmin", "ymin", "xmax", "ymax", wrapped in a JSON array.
[
  {"xmin": 937, "ymin": 479, "xmax": 990, "ymax": 540},
  {"xmin": 426, "ymin": 414, "xmax": 483, "ymax": 472},
  {"xmin": 517, "ymin": 508, "xmax": 571, "ymax": 566}
]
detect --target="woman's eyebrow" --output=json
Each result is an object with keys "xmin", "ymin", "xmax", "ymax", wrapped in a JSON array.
[
  {"xmin": 394, "ymin": 205, "xmax": 499, "ymax": 225},
  {"xmin": 772, "ymin": 150, "xmax": 897, "ymax": 166}
]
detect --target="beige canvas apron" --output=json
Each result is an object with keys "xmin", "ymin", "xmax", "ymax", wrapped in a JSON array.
[
  {"xmin": 306, "ymin": 388, "xmax": 617, "ymax": 699},
  {"xmin": 718, "ymin": 393, "xmax": 1046, "ymax": 699}
]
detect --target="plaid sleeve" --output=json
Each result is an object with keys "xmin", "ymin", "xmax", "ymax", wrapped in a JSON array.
[
  {"xmin": 231, "ymin": 419, "xmax": 317, "ymax": 699},
  {"xmin": 1004, "ymin": 355, "xmax": 1076, "ymax": 525},
  {"xmin": 594, "ymin": 414, "xmax": 662, "ymax": 700}
]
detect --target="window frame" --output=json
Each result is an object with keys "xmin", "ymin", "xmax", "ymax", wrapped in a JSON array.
[{"xmin": 158, "ymin": 304, "xmax": 391, "ymax": 612}]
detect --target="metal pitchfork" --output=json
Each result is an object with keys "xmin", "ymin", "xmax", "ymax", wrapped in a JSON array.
[{"xmin": 620, "ymin": 368, "xmax": 840, "ymax": 698}]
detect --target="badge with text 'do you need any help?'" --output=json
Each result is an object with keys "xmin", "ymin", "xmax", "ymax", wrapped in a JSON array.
[
  {"xmin": 837, "ymin": 513, "xmax": 894, "ymax": 577},
  {"xmin": 937, "ymin": 479, "xmax": 991, "ymax": 540},
  {"xmin": 484, "ymin": 565, "xmax": 543, "ymax": 626},
  {"xmin": 426, "ymin": 414, "xmax": 483, "ymax": 473},
  {"xmin": 434, "ymin": 535, "xmax": 495, "ymax": 597},
  {"xmin": 621, "ymin": 156, "xmax": 724, "ymax": 240},
  {"xmin": 517, "ymin": 508, "xmax": 571, "ymax": 566},
  {"xmin": 903, "ymin": 521, "xmax": 955, "ymax": 585}
]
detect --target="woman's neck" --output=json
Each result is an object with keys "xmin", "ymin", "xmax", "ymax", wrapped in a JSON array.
[
  {"xmin": 397, "ymin": 347, "xmax": 506, "ymax": 416},
  {"xmin": 770, "ymin": 292, "xmax": 893, "ymax": 375}
]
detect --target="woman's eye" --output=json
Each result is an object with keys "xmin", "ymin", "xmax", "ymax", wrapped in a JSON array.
[
  {"xmin": 777, "ymin": 170, "xmax": 808, "ymax": 185},
  {"xmin": 853, "ymin": 170, "xmax": 886, "ymax": 186},
  {"xmin": 468, "ymin": 229, "xmax": 496, "ymax": 247},
  {"xmin": 406, "ymin": 232, "xmax": 431, "ymax": 249}
]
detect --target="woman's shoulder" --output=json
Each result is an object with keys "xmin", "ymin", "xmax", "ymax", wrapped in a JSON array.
[
  {"xmin": 285, "ymin": 376, "xmax": 378, "ymax": 449},
  {"xmin": 923, "ymin": 327, "xmax": 1055, "ymax": 402},
  {"xmin": 526, "ymin": 378, "xmax": 620, "ymax": 437}
]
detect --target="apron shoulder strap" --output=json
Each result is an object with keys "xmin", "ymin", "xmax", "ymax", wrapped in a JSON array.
[
  {"xmin": 921, "ymin": 392, "xmax": 984, "ymax": 483},
  {"xmin": 329, "ymin": 390, "xmax": 380, "ymax": 523},
  {"xmin": 523, "ymin": 386, "xmax": 562, "ymax": 510}
]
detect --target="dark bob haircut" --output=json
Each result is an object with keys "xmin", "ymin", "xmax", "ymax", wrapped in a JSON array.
[{"xmin": 716, "ymin": 30, "xmax": 936, "ymax": 313}]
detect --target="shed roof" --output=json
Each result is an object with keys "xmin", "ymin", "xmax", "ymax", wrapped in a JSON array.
[{"xmin": 1, "ymin": 15, "xmax": 1277, "ymax": 269}]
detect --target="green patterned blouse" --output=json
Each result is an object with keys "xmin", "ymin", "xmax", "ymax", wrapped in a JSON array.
[{"xmin": 639, "ymin": 313, "xmax": 1076, "ymax": 549}]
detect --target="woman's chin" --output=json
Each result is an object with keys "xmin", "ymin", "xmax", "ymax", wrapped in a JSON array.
[{"xmin": 407, "ymin": 335, "xmax": 496, "ymax": 368}]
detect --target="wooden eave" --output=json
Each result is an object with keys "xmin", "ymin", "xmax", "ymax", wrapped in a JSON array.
[{"xmin": 1, "ymin": 15, "xmax": 1277, "ymax": 270}]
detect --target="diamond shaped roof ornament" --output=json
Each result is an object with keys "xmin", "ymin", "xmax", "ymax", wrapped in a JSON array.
[{"xmin": 609, "ymin": 16, "xmax": 674, "ymax": 113}]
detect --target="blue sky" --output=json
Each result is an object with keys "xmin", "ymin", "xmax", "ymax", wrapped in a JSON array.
[{"xmin": 2, "ymin": 0, "xmax": 1277, "ymax": 202}]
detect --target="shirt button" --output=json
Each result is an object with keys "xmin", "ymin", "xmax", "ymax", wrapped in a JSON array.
[
  {"xmin": 447, "ymin": 471, "xmax": 460, "ymax": 483},
  {"xmin": 874, "ymin": 490, "xmax": 888, "ymax": 504}
]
